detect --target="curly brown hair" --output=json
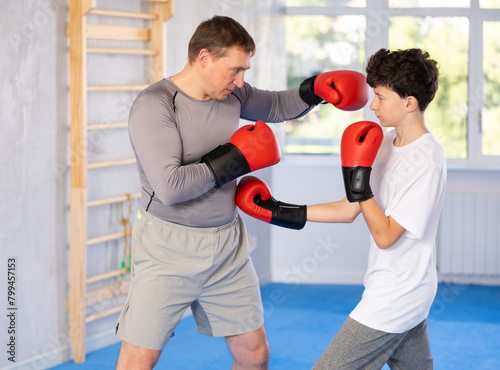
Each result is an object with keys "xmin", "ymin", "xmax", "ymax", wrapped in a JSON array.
[{"xmin": 366, "ymin": 48, "xmax": 439, "ymax": 111}]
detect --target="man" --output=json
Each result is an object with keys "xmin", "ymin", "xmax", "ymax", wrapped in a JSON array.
[{"xmin": 115, "ymin": 15, "xmax": 368, "ymax": 369}]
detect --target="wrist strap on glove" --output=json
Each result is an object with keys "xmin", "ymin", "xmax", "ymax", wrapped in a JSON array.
[
  {"xmin": 299, "ymin": 75, "xmax": 323, "ymax": 106},
  {"xmin": 201, "ymin": 144, "xmax": 250, "ymax": 189},
  {"xmin": 342, "ymin": 166, "xmax": 374, "ymax": 202},
  {"xmin": 255, "ymin": 195, "xmax": 307, "ymax": 230}
]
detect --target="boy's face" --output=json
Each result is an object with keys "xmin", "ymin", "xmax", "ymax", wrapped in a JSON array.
[{"xmin": 370, "ymin": 86, "xmax": 408, "ymax": 128}]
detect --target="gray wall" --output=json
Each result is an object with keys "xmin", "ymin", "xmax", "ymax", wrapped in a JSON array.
[{"xmin": 1, "ymin": 0, "xmax": 70, "ymax": 368}]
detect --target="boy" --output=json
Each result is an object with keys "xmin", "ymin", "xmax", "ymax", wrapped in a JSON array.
[{"xmin": 236, "ymin": 48, "xmax": 447, "ymax": 369}]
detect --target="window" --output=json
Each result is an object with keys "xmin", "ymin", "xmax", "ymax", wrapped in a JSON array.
[
  {"xmin": 285, "ymin": 14, "xmax": 366, "ymax": 155},
  {"xmin": 285, "ymin": 0, "xmax": 500, "ymax": 164},
  {"xmin": 286, "ymin": 0, "xmax": 366, "ymax": 7},
  {"xmin": 388, "ymin": 0, "xmax": 470, "ymax": 7},
  {"xmin": 480, "ymin": 0, "xmax": 500, "ymax": 7},
  {"xmin": 483, "ymin": 21, "xmax": 500, "ymax": 156},
  {"xmin": 388, "ymin": 16, "xmax": 469, "ymax": 159}
]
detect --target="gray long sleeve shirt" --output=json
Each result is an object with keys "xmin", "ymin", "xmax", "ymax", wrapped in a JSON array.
[{"xmin": 129, "ymin": 78, "xmax": 312, "ymax": 227}]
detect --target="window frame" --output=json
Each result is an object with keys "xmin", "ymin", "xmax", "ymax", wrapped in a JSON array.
[{"xmin": 284, "ymin": 0, "xmax": 500, "ymax": 166}]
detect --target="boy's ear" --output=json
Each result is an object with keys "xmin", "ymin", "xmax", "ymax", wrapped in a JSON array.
[{"xmin": 405, "ymin": 96, "xmax": 419, "ymax": 112}]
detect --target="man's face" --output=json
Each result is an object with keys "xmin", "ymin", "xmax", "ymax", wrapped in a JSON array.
[{"xmin": 202, "ymin": 46, "xmax": 252, "ymax": 101}]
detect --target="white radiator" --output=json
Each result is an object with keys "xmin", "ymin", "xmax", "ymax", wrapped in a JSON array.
[{"xmin": 438, "ymin": 193, "xmax": 500, "ymax": 276}]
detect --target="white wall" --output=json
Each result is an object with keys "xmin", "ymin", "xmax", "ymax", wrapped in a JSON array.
[
  {"xmin": 269, "ymin": 160, "xmax": 500, "ymax": 287},
  {"xmin": 270, "ymin": 159, "xmax": 371, "ymax": 285},
  {"xmin": 1, "ymin": 0, "xmax": 499, "ymax": 369}
]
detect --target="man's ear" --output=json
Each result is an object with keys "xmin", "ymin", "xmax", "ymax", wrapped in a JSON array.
[
  {"xmin": 198, "ymin": 49, "xmax": 211, "ymax": 68},
  {"xmin": 405, "ymin": 96, "xmax": 419, "ymax": 113}
]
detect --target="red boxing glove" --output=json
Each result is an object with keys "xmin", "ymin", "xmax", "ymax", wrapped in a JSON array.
[
  {"xmin": 299, "ymin": 70, "xmax": 369, "ymax": 111},
  {"xmin": 201, "ymin": 121, "xmax": 281, "ymax": 188},
  {"xmin": 341, "ymin": 121, "xmax": 383, "ymax": 202},
  {"xmin": 236, "ymin": 176, "xmax": 307, "ymax": 230}
]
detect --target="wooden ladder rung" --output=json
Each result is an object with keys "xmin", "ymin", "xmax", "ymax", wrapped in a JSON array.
[
  {"xmin": 86, "ymin": 304, "xmax": 124, "ymax": 323},
  {"xmin": 86, "ymin": 24, "xmax": 151, "ymax": 41},
  {"xmin": 88, "ymin": 158, "xmax": 136, "ymax": 170},
  {"xmin": 87, "ymin": 230, "xmax": 133, "ymax": 246},
  {"xmin": 88, "ymin": 192, "xmax": 142, "ymax": 208},
  {"xmin": 87, "ymin": 122, "xmax": 128, "ymax": 130},
  {"xmin": 88, "ymin": 8, "xmax": 158, "ymax": 20},
  {"xmin": 86, "ymin": 280, "xmax": 130, "ymax": 307},
  {"xmin": 87, "ymin": 84, "xmax": 148, "ymax": 92},
  {"xmin": 87, "ymin": 267, "xmax": 129, "ymax": 285},
  {"xmin": 87, "ymin": 47, "xmax": 158, "ymax": 55}
]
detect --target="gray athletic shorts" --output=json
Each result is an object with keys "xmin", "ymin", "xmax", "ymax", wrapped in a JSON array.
[
  {"xmin": 115, "ymin": 208, "xmax": 264, "ymax": 351},
  {"xmin": 312, "ymin": 317, "xmax": 433, "ymax": 370}
]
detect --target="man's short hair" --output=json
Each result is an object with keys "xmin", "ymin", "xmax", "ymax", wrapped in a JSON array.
[
  {"xmin": 188, "ymin": 16, "xmax": 256, "ymax": 63},
  {"xmin": 366, "ymin": 48, "xmax": 439, "ymax": 111}
]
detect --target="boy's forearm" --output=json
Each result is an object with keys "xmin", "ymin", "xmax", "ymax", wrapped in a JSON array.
[
  {"xmin": 359, "ymin": 198, "xmax": 406, "ymax": 249},
  {"xmin": 307, "ymin": 197, "xmax": 361, "ymax": 223}
]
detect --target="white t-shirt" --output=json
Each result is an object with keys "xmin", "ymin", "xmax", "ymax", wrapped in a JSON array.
[{"xmin": 349, "ymin": 129, "xmax": 447, "ymax": 333}]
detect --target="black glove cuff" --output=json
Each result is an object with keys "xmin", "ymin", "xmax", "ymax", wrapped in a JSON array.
[
  {"xmin": 256, "ymin": 196, "xmax": 307, "ymax": 230},
  {"xmin": 299, "ymin": 75, "xmax": 323, "ymax": 106},
  {"xmin": 201, "ymin": 143, "xmax": 250, "ymax": 189},
  {"xmin": 342, "ymin": 166, "xmax": 374, "ymax": 203}
]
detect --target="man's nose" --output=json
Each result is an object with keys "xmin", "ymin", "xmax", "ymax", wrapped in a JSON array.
[{"xmin": 234, "ymin": 72, "xmax": 245, "ymax": 88}]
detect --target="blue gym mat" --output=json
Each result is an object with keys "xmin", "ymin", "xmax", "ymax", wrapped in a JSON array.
[{"xmin": 50, "ymin": 283, "xmax": 500, "ymax": 369}]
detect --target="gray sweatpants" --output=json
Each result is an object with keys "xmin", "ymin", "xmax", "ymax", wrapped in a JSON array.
[{"xmin": 312, "ymin": 317, "xmax": 433, "ymax": 370}]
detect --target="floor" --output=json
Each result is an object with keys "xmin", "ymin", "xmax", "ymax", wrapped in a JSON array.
[{"xmin": 50, "ymin": 283, "xmax": 500, "ymax": 369}]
